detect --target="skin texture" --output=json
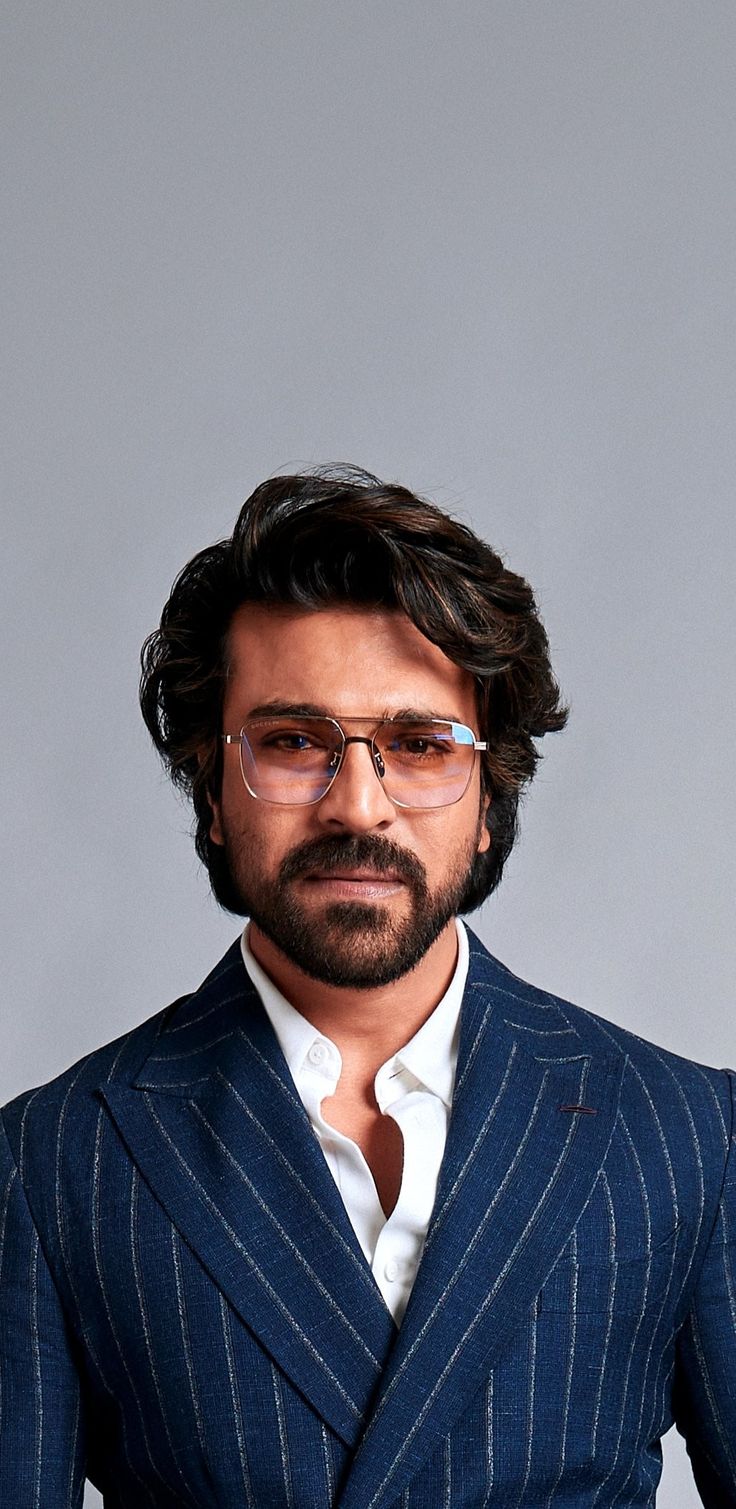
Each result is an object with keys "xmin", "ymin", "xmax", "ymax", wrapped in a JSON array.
[{"xmin": 209, "ymin": 603, "xmax": 490, "ymax": 1212}]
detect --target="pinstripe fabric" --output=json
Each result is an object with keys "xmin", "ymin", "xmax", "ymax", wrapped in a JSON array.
[{"xmin": 1, "ymin": 932, "xmax": 734, "ymax": 1506}]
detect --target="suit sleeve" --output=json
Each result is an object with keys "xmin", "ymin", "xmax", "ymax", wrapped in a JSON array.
[
  {"xmin": 0, "ymin": 1112, "xmax": 87, "ymax": 1506},
  {"xmin": 672, "ymin": 1069, "xmax": 736, "ymax": 1505}
]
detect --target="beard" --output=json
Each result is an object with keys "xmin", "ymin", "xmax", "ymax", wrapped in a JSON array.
[{"xmin": 219, "ymin": 823, "xmax": 484, "ymax": 989}]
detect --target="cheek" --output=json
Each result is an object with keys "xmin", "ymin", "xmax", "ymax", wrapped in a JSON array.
[
  {"xmin": 217, "ymin": 789, "xmax": 313, "ymax": 868},
  {"xmin": 419, "ymin": 807, "xmax": 487, "ymax": 876}
]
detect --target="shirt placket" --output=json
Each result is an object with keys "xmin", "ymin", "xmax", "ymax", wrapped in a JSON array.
[{"xmin": 372, "ymin": 1067, "xmax": 445, "ymax": 1320}]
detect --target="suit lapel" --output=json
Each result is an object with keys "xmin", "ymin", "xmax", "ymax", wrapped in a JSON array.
[
  {"xmin": 338, "ymin": 934, "xmax": 626, "ymax": 1509},
  {"xmin": 101, "ymin": 943, "xmax": 396, "ymax": 1450}
]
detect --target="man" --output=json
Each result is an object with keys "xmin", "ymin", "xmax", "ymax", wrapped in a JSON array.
[{"xmin": 1, "ymin": 467, "xmax": 734, "ymax": 1506}]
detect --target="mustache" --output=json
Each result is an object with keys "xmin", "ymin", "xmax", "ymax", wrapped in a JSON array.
[{"xmin": 278, "ymin": 834, "xmax": 427, "ymax": 889}]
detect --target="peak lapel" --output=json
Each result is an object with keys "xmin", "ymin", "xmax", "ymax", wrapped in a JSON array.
[
  {"xmin": 101, "ymin": 943, "xmax": 395, "ymax": 1449},
  {"xmin": 339, "ymin": 937, "xmax": 626, "ymax": 1509}
]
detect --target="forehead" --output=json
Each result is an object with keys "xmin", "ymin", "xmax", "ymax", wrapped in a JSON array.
[{"xmin": 224, "ymin": 603, "xmax": 477, "ymax": 720}]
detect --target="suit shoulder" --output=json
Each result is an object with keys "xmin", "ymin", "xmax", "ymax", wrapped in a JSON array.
[
  {"xmin": 1, "ymin": 940, "xmax": 244, "ymax": 1159},
  {"xmin": 465, "ymin": 928, "xmax": 734, "ymax": 1111},
  {"xmin": 2, "ymin": 935, "xmax": 247, "ymax": 1134},
  {"xmin": 0, "ymin": 993, "xmax": 188, "ymax": 1150}
]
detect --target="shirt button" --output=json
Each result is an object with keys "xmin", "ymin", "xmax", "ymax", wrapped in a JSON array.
[
  {"xmin": 308, "ymin": 1041, "xmax": 330, "ymax": 1067},
  {"xmin": 384, "ymin": 1259, "xmax": 400, "ymax": 1283}
]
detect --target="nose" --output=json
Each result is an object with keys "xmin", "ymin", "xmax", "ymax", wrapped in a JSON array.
[{"xmin": 315, "ymin": 738, "xmax": 397, "ymax": 832}]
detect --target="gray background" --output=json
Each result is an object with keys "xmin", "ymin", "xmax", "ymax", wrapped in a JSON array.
[{"xmin": 3, "ymin": 3, "xmax": 734, "ymax": 1503}]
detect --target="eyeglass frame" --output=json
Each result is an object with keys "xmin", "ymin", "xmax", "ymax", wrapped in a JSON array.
[{"xmin": 220, "ymin": 714, "xmax": 488, "ymax": 810}]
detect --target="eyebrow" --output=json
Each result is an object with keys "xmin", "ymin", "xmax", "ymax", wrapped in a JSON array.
[{"xmin": 242, "ymin": 700, "xmax": 467, "ymax": 724}]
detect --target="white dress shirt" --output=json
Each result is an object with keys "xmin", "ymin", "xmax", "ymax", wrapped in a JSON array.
[{"xmin": 240, "ymin": 918, "xmax": 469, "ymax": 1324}]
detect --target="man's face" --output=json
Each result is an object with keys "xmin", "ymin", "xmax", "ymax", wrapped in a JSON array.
[{"xmin": 209, "ymin": 603, "xmax": 490, "ymax": 988}]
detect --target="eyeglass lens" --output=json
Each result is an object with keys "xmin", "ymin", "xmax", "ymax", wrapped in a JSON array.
[{"xmin": 238, "ymin": 717, "xmax": 477, "ymax": 808}]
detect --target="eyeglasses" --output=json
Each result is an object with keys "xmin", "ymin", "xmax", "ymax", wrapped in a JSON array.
[{"xmin": 221, "ymin": 715, "xmax": 488, "ymax": 809}]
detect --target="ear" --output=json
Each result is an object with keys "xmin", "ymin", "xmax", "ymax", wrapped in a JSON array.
[
  {"xmin": 198, "ymin": 749, "xmax": 225, "ymax": 847},
  {"xmin": 209, "ymin": 794, "xmax": 225, "ymax": 847},
  {"xmin": 477, "ymin": 790, "xmax": 491, "ymax": 854}
]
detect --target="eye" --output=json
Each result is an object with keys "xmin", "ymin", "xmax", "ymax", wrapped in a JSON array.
[
  {"xmin": 247, "ymin": 718, "xmax": 339, "ymax": 759},
  {"xmin": 261, "ymin": 729, "xmax": 334, "ymax": 757},
  {"xmin": 271, "ymin": 732, "xmax": 313, "ymax": 750},
  {"xmin": 386, "ymin": 733, "xmax": 451, "ymax": 758}
]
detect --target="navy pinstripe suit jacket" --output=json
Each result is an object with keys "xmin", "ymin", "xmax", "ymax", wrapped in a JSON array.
[{"xmin": 1, "ymin": 928, "xmax": 735, "ymax": 1506}]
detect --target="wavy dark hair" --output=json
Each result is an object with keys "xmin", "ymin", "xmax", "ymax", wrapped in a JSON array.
[{"xmin": 140, "ymin": 466, "xmax": 568, "ymax": 914}]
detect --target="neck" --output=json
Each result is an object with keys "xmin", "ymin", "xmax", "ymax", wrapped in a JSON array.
[{"xmin": 247, "ymin": 918, "xmax": 460, "ymax": 1068}]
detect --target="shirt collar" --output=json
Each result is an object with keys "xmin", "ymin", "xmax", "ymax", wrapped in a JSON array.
[
  {"xmin": 389, "ymin": 917, "xmax": 468, "ymax": 1106},
  {"xmin": 240, "ymin": 917, "xmax": 469, "ymax": 1107},
  {"xmin": 240, "ymin": 930, "xmax": 325, "ymax": 1082}
]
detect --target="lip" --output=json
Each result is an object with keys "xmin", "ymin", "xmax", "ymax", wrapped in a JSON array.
[
  {"xmin": 303, "ymin": 871, "xmax": 406, "ymax": 898},
  {"xmin": 307, "ymin": 869, "xmax": 403, "ymax": 882}
]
